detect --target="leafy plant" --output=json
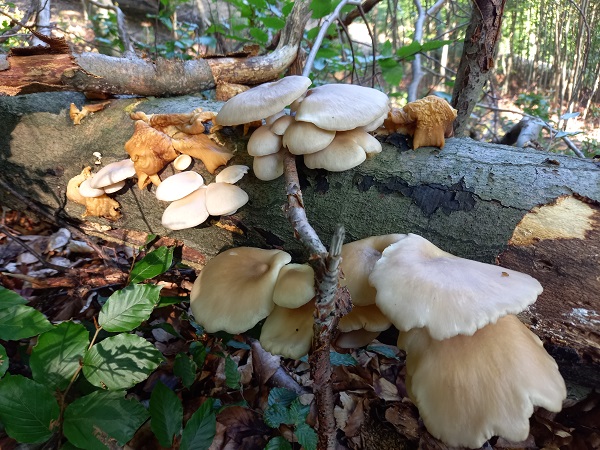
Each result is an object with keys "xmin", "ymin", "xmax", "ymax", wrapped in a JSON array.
[{"xmin": 515, "ymin": 93, "xmax": 550, "ymax": 121}]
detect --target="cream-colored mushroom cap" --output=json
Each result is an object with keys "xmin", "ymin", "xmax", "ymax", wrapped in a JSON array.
[
  {"xmin": 247, "ymin": 125, "xmax": 282, "ymax": 156},
  {"xmin": 260, "ymin": 301, "xmax": 314, "ymax": 359},
  {"xmin": 398, "ymin": 315, "xmax": 566, "ymax": 448},
  {"xmin": 283, "ymin": 121, "xmax": 336, "ymax": 155},
  {"xmin": 190, "ymin": 247, "xmax": 292, "ymax": 334},
  {"xmin": 205, "ymin": 182, "xmax": 249, "ymax": 216},
  {"xmin": 303, "ymin": 132, "xmax": 366, "ymax": 172},
  {"xmin": 173, "ymin": 154, "xmax": 193, "ymax": 171},
  {"xmin": 156, "ymin": 171, "xmax": 204, "ymax": 201},
  {"xmin": 272, "ymin": 263, "xmax": 315, "ymax": 308},
  {"xmin": 295, "ymin": 84, "xmax": 390, "ymax": 131},
  {"xmin": 270, "ymin": 115, "xmax": 294, "ymax": 136},
  {"xmin": 338, "ymin": 304, "xmax": 391, "ymax": 333},
  {"xmin": 215, "ymin": 165, "xmax": 249, "ymax": 184},
  {"xmin": 345, "ymin": 129, "xmax": 382, "ymax": 155},
  {"xmin": 253, "ymin": 151, "xmax": 283, "ymax": 181},
  {"xmin": 216, "ymin": 76, "xmax": 312, "ymax": 126},
  {"xmin": 103, "ymin": 180, "xmax": 126, "ymax": 194},
  {"xmin": 161, "ymin": 186, "xmax": 209, "ymax": 230},
  {"xmin": 369, "ymin": 234, "xmax": 543, "ymax": 340},
  {"xmin": 336, "ymin": 329, "xmax": 380, "ymax": 349},
  {"xmin": 89, "ymin": 158, "xmax": 136, "ymax": 188},
  {"xmin": 340, "ymin": 234, "xmax": 406, "ymax": 306}
]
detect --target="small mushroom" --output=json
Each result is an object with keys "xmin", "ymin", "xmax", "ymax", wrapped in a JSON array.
[
  {"xmin": 205, "ymin": 182, "xmax": 249, "ymax": 216},
  {"xmin": 66, "ymin": 167, "xmax": 121, "ymax": 220},
  {"xmin": 398, "ymin": 314, "xmax": 566, "ymax": 448},
  {"xmin": 272, "ymin": 263, "xmax": 315, "ymax": 308},
  {"xmin": 103, "ymin": 180, "xmax": 127, "ymax": 194},
  {"xmin": 368, "ymin": 234, "xmax": 543, "ymax": 340},
  {"xmin": 155, "ymin": 171, "xmax": 204, "ymax": 202},
  {"xmin": 260, "ymin": 300, "xmax": 315, "ymax": 360},
  {"xmin": 88, "ymin": 159, "xmax": 136, "ymax": 189},
  {"xmin": 253, "ymin": 150, "xmax": 284, "ymax": 181},
  {"xmin": 173, "ymin": 154, "xmax": 193, "ymax": 171},
  {"xmin": 215, "ymin": 165, "xmax": 250, "ymax": 184},
  {"xmin": 247, "ymin": 125, "xmax": 282, "ymax": 156},
  {"xmin": 303, "ymin": 131, "xmax": 367, "ymax": 172},
  {"xmin": 335, "ymin": 304, "xmax": 391, "ymax": 349},
  {"xmin": 282, "ymin": 121, "xmax": 336, "ymax": 155},
  {"xmin": 78, "ymin": 179, "xmax": 105, "ymax": 198},
  {"xmin": 269, "ymin": 115, "xmax": 295, "ymax": 136},
  {"xmin": 189, "ymin": 247, "xmax": 292, "ymax": 334},
  {"xmin": 161, "ymin": 187, "xmax": 209, "ymax": 230}
]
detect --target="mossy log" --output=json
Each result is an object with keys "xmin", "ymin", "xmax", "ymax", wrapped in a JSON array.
[{"xmin": 0, "ymin": 92, "xmax": 598, "ymax": 387}]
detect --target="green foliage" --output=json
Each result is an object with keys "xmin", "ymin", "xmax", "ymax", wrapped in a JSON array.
[
  {"xmin": 264, "ymin": 388, "xmax": 317, "ymax": 450},
  {"xmin": 0, "ymin": 286, "xmax": 53, "ymax": 339},
  {"xmin": 180, "ymin": 398, "xmax": 217, "ymax": 450},
  {"xmin": 225, "ymin": 355, "xmax": 241, "ymax": 389},
  {"xmin": 129, "ymin": 246, "xmax": 174, "ymax": 284},
  {"xmin": 0, "ymin": 344, "xmax": 7, "ymax": 378},
  {"xmin": 98, "ymin": 283, "xmax": 162, "ymax": 331},
  {"xmin": 174, "ymin": 353, "xmax": 198, "ymax": 388},
  {"xmin": 150, "ymin": 381, "xmax": 183, "ymax": 447},
  {"xmin": 515, "ymin": 93, "xmax": 550, "ymax": 121}
]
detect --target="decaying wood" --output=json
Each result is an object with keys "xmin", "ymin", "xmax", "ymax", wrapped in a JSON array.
[
  {"xmin": 0, "ymin": 92, "xmax": 598, "ymax": 388},
  {"xmin": 0, "ymin": 0, "xmax": 311, "ymax": 97}
]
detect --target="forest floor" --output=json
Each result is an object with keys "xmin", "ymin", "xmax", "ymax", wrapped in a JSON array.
[{"xmin": 0, "ymin": 209, "xmax": 598, "ymax": 450}]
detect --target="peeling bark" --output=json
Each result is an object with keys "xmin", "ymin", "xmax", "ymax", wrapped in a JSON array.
[{"xmin": 0, "ymin": 92, "xmax": 599, "ymax": 387}]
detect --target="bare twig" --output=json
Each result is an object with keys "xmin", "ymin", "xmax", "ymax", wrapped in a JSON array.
[
  {"xmin": 303, "ymin": 0, "xmax": 362, "ymax": 77},
  {"xmin": 0, "ymin": 1, "xmax": 37, "ymax": 44}
]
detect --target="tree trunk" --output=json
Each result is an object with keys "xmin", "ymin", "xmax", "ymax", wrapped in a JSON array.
[
  {"xmin": 451, "ymin": 0, "xmax": 507, "ymax": 136},
  {"xmin": 0, "ymin": 91, "xmax": 599, "ymax": 387}
]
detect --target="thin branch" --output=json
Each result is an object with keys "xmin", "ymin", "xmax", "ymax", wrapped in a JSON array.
[
  {"xmin": 0, "ymin": 1, "xmax": 37, "ymax": 43},
  {"xmin": 303, "ymin": 0, "xmax": 362, "ymax": 77}
]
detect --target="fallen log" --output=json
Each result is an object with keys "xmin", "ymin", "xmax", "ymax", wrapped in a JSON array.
[{"xmin": 0, "ymin": 91, "xmax": 598, "ymax": 387}]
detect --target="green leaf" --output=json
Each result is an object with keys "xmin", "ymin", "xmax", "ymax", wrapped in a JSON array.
[
  {"xmin": 420, "ymin": 39, "xmax": 453, "ymax": 52},
  {"xmin": 310, "ymin": 0, "xmax": 333, "ymax": 19},
  {"xmin": 150, "ymin": 381, "xmax": 183, "ymax": 447},
  {"xmin": 226, "ymin": 339, "xmax": 251, "ymax": 350},
  {"xmin": 265, "ymin": 436, "xmax": 293, "ymax": 450},
  {"xmin": 330, "ymin": 351, "xmax": 357, "ymax": 367},
  {"xmin": 260, "ymin": 16, "xmax": 285, "ymax": 30},
  {"xmin": 316, "ymin": 47, "xmax": 339, "ymax": 59},
  {"xmin": 247, "ymin": 0, "xmax": 267, "ymax": 8},
  {"xmin": 190, "ymin": 341, "xmax": 208, "ymax": 368},
  {"xmin": 560, "ymin": 111, "xmax": 580, "ymax": 120},
  {"xmin": 158, "ymin": 295, "xmax": 185, "ymax": 307},
  {"xmin": 0, "ymin": 344, "xmax": 7, "ymax": 378},
  {"xmin": 381, "ymin": 63, "xmax": 404, "ymax": 86},
  {"xmin": 249, "ymin": 27, "xmax": 268, "ymax": 44},
  {"xmin": 380, "ymin": 40, "xmax": 393, "ymax": 58},
  {"xmin": 224, "ymin": 356, "xmax": 240, "ymax": 389},
  {"xmin": 288, "ymin": 398, "xmax": 310, "ymax": 426},
  {"xmin": 180, "ymin": 399, "xmax": 216, "ymax": 450},
  {"xmin": 268, "ymin": 387, "xmax": 298, "ymax": 407},
  {"xmin": 296, "ymin": 422, "xmax": 318, "ymax": 450},
  {"xmin": 99, "ymin": 284, "xmax": 162, "ymax": 332},
  {"xmin": 30, "ymin": 321, "xmax": 89, "ymax": 391},
  {"xmin": 264, "ymin": 403, "xmax": 291, "ymax": 428},
  {"xmin": 306, "ymin": 26, "xmax": 320, "ymax": 40},
  {"xmin": 0, "ymin": 287, "xmax": 52, "ymax": 340},
  {"xmin": 130, "ymin": 246, "xmax": 174, "ymax": 284},
  {"xmin": 83, "ymin": 333, "xmax": 163, "ymax": 389},
  {"xmin": 174, "ymin": 353, "xmax": 197, "ymax": 388},
  {"xmin": 281, "ymin": 2, "xmax": 294, "ymax": 16},
  {"xmin": 63, "ymin": 390, "xmax": 149, "ymax": 450},
  {"xmin": 0, "ymin": 375, "xmax": 59, "ymax": 443},
  {"xmin": 396, "ymin": 41, "xmax": 422, "ymax": 59}
]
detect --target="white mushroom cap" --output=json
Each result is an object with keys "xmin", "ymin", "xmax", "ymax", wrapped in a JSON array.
[
  {"xmin": 295, "ymin": 84, "xmax": 390, "ymax": 131},
  {"xmin": 247, "ymin": 125, "xmax": 282, "ymax": 156},
  {"xmin": 270, "ymin": 115, "xmax": 295, "ymax": 136},
  {"xmin": 283, "ymin": 121, "xmax": 336, "ymax": 155},
  {"xmin": 216, "ymin": 76, "xmax": 312, "ymax": 126},
  {"xmin": 303, "ymin": 132, "xmax": 367, "ymax": 172},
  {"xmin": 215, "ymin": 165, "xmax": 249, "ymax": 184},
  {"xmin": 340, "ymin": 234, "xmax": 406, "ymax": 306},
  {"xmin": 190, "ymin": 247, "xmax": 292, "ymax": 334},
  {"xmin": 361, "ymin": 111, "xmax": 388, "ymax": 132},
  {"xmin": 345, "ymin": 129, "xmax": 382, "ymax": 155},
  {"xmin": 272, "ymin": 263, "xmax": 315, "ymax": 308},
  {"xmin": 156, "ymin": 171, "xmax": 204, "ymax": 202},
  {"xmin": 103, "ymin": 180, "xmax": 127, "ymax": 194},
  {"xmin": 89, "ymin": 159, "xmax": 136, "ymax": 189},
  {"xmin": 173, "ymin": 154, "xmax": 193, "ymax": 171},
  {"xmin": 253, "ymin": 150, "xmax": 283, "ymax": 181},
  {"xmin": 265, "ymin": 110, "xmax": 286, "ymax": 126},
  {"xmin": 369, "ymin": 234, "xmax": 543, "ymax": 340},
  {"xmin": 398, "ymin": 315, "xmax": 566, "ymax": 448},
  {"xmin": 78, "ymin": 179, "xmax": 105, "ymax": 198},
  {"xmin": 205, "ymin": 182, "xmax": 249, "ymax": 216},
  {"xmin": 260, "ymin": 300, "xmax": 314, "ymax": 359},
  {"xmin": 161, "ymin": 186, "xmax": 209, "ymax": 230}
]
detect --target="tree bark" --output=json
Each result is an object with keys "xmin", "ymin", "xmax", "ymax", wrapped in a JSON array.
[
  {"xmin": 0, "ymin": 0, "xmax": 311, "ymax": 96},
  {"xmin": 0, "ymin": 91, "xmax": 599, "ymax": 388},
  {"xmin": 451, "ymin": 0, "xmax": 506, "ymax": 136}
]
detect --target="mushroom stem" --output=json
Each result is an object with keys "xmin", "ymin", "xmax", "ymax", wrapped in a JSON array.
[{"xmin": 282, "ymin": 149, "xmax": 350, "ymax": 450}]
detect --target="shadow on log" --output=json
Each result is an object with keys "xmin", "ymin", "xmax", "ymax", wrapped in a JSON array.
[{"xmin": 0, "ymin": 91, "xmax": 598, "ymax": 388}]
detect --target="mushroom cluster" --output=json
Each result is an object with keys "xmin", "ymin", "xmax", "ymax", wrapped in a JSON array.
[
  {"xmin": 158, "ymin": 165, "xmax": 249, "ymax": 231},
  {"xmin": 364, "ymin": 233, "xmax": 566, "ymax": 448},
  {"xmin": 215, "ymin": 76, "xmax": 390, "ymax": 179}
]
